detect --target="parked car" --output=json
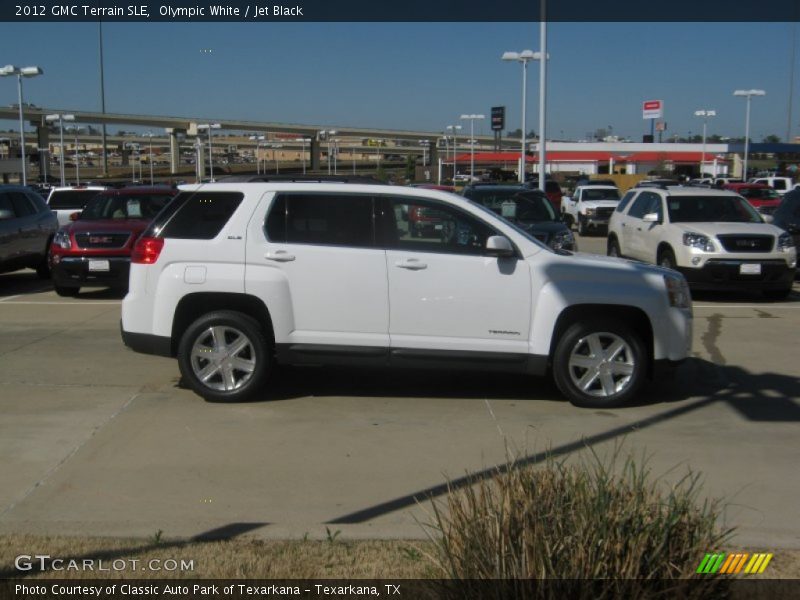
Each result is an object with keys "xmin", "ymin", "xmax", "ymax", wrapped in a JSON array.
[
  {"xmin": 561, "ymin": 185, "xmax": 622, "ymax": 235},
  {"xmin": 49, "ymin": 187, "xmax": 177, "ymax": 296},
  {"xmin": 0, "ymin": 185, "xmax": 59, "ymax": 277},
  {"xmin": 524, "ymin": 178, "xmax": 565, "ymax": 212},
  {"xmin": 773, "ymin": 188, "xmax": 800, "ymax": 249},
  {"xmin": 462, "ymin": 184, "xmax": 575, "ymax": 251},
  {"xmin": 723, "ymin": 183, "xmax": 782, "ymax": 215},
  {"xmin": 121, "ymin": 181, "xmax": 693, "ymax": 409},
  {"xmin": 46, "ymin": 186, "xmax": 108, "ymax": 226},
  {"xmin": 607, "ymin": 187, "xmax": 796, "ymax": 299},
  {"xmin": 749, "ymin": 176, "xmax": 797, "ymax": 196}
]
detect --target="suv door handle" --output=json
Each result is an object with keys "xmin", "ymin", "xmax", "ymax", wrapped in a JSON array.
[
  {"xmin": 264, "ymin": 251, "xmax": 296, "ymax": 262},
  {"xmin": 395, "ymin": 258, "xmax": 427, "ymax": 270}
]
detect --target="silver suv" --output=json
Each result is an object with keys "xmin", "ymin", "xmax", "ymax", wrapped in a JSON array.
[{"xmin": 607, "ymin": 187, "xmax": 796, "ymax": 300}]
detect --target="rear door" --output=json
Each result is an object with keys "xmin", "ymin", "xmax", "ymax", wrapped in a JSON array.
[
  {"xmin": 0, "ymin": 192, "xmax": 21, "ymax": 264},
  {"xmin": 247, "ymin": 192, "xmax": 389, "ymax": 349}
]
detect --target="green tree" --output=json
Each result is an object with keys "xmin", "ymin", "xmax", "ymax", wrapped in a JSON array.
[{"xmin": 763, "ymin": 134, "xmax": 781, "ymax": 143}]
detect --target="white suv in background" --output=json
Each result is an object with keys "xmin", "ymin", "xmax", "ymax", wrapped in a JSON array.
[
  {"xmin": 607, "ymin": 187, "xmax": 796, "ymax": 300},
  {"xmin": 121, "ymin": 182, "xmax": 693, "ymax": 409}
]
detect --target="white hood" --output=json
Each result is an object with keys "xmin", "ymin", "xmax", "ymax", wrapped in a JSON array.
[{"xmin": 672, "ymin": 222, "xmax": 783, "ymax": 238}]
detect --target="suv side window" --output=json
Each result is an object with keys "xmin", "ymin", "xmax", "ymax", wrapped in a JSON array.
[
  {"xmin": 616, "ymin": 191, "xmax": 636, "ymax": 213},
  {"xmin": 265, "ymin": 193, "xmax": 374, "ymax": 248},
  {"xmin": 628, "ymin": 192, "xmax": 660, "ymax": 219},
  {"xmin": 10, "ymin": 192, "xmax": 36, "ymax": 217},
  {"xmin": 152, "ymin": 191, "xmax": 243, "ymax": 240},
  {"xmin": 380, "ymin": 196, "xmax": 496, "ymax": 256},
  {"xmin": 0, "ymin": 192, "xmax": 14, "ymax": 215}
]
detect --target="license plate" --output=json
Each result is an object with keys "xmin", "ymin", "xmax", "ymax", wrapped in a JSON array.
[
  {"xmin": 740, "ymin": 263, "xmax": 761, "ymax": 275},
  {"xmin": 434, "ymin": 224, "xmax": 443, "ymax": 230},
  {"xmin": 88, "ymin": 260, "xmax": 110, "ymax": 272}
]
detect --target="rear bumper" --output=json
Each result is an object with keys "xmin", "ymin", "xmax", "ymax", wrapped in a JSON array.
[
  {"xmin": 52, "ymin": 256, "xmax": 131, "ymax": 289},
  {"xmin": 120, "ymin": 322, "xmax": 172, "ymax": 357},
  {"xmin": 677, "ymin": 260, "xmax": 795, "ymax": 291}
]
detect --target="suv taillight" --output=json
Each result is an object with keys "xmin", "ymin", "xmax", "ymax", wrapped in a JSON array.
[{"xmin": 131, "ymin": 236, "xmax": 164, "ymax": 264}]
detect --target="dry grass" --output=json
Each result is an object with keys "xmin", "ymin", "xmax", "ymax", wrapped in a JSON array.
[{"xmin": 0, "ymin": 534, "xmax": 434, "ymax": 579}]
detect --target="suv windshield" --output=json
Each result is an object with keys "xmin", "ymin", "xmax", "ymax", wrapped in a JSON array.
[
  {"xmin": 667, "ymin": 195, "xmax": 762, "ymax": 223},
  {"xmin": 583, "ymin": 188, "xmax": 621, "ymax": 201},
  {"xmin": 80, "ymin": 193, "xmax": 174, "ymax": 220},
  {"xmin": 469, "ymin": 189, "xmax": 558, "ymax": 222}
]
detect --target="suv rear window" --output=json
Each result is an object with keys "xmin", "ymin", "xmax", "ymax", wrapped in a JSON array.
[
  {"xmin": 147, "ymin": 191, "xmax": 243, "ymax": 239},
  {"xmin": 48, "ymin": 190, "xmax": 104, "ymax": 210}
]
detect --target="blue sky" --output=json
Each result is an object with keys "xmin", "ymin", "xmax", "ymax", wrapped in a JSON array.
[{"xmin": 0, "ymin": 21, "xmax": 798, "ymax": 141}]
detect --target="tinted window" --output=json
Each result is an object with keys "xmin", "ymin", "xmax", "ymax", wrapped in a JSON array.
[
  {"xmin": 80, "ymin": 193, "xmax": 174, "ymax": 220},
  {"xmin": 471, "ymin": 190, "xmax": 557, "ymax": 223},
  {"xmin": 616, "ymin": 191, "xmax": 636, "ymax": 213},
  {"xmin": 582, "ymin": 188, "xmax": 620, "ymax": 201},
  {"xmin": 628, "ymin": 193, "xmax": 659, "ymax": 219},
  {"xmin": 381, "ymin": 197, "xmax": 497, "ymax": 256},
  {"xmin": 667, "ymin": 195, "xmax": 762, "ymax": 223},
  {"xmin": 47, "ymin": 190, "xmax": 104, "ymax": 210},
  {"xmin": 265, "ymin": 193, "xmax": 374, "ymax": 248},
  {"xmin": 0, "ymin": 193, "xmax": 13, "ymax": 214},
  {"xmin": 10, "ymin": 192, "xmax": 36, "ymax": 217},
  {"xmin": 154, "ymin": 191, "xmax": 243, "ymax": 240}
]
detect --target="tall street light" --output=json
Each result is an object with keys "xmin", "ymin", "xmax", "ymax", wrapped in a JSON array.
[
  {"xmin": 269, "ymin": 143, "xmax": 283, "ymax": 174},
  {"xmin": 446, "ymin": 125, "xmax": 461, "ymax": 180},
  {"xmin": 197, "ymin": 123, "xmax": 221, "ymax": 181},
  {"xmin": 0, "ymin": 65, "xmax": 43, "ymax": 186},
  {"xmin": 419, "ymin": 139, "xmax": 430, "ymax": 166},
  {"xmin": 143, "ymin": 132, "xmax": 155, "ymax": 184},
  {"xmin": 321, "ymin": 129, "xmax": 337, "ymax": 174},
  {"xmin": 694, "ymin": 109, "xmax": 716, "ymax": 177},
  {"xmin": 249, "ymin": 134, "xmax": 265, "ymax": 174},
  {"xmin": 67, "ymin": 125, "xmax": 83, "ymax": 185},
  {"xmin": 502, "ymin": 49, "xmax": 539, "ymax": 183},
  {"xmin": 733, "ymin": 89, "xmax": 766, "ymax": 181},
  {"xmin": 459, "ymin": 114, "xmax": 485, "ymax": 180},
  {"xmin": 45, "ymin": 113, "xmax": 75, "ymax": 187}
]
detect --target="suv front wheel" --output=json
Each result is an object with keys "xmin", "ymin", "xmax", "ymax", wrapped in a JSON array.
[
  {"xmin": 553, "ymin": 319, "xmax": 647, "ymax": 408},
  {"xmin": 178, "ymin": 310, "xmax": 271, "ymax": 403}
]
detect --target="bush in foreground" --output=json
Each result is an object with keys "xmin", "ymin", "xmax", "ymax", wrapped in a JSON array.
[{"xmin": 424, "ymin": 450, "xmax": 733, "ymax": 599}]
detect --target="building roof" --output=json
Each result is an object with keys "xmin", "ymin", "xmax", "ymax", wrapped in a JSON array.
[{"xmin": 452, "ymin": 151, "xmax": 730, "ymax": 164}]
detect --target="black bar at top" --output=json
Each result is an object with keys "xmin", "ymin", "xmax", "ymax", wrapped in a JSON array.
[{"xmin": 3, "ymin": 0, "xmax": 800, "ymax": 22}]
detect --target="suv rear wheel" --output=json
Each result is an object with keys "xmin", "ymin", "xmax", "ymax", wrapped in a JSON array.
[
  {"xmin": 553, "ymin": 319, "xmax": 647, "ymax": 408},
  {"xmin": 178, "ymin": 310, "xmax": 270, "ymax": 403}
]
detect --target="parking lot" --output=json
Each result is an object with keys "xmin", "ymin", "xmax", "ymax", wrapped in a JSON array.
[{"xmin": 1, "ymin": 232, "xmax": 799, "ymax": 548}]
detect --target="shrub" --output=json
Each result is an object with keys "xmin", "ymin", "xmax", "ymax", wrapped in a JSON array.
[{"xmin": 424, "ymin": 450, "xmax": 733, "ymax": 599}]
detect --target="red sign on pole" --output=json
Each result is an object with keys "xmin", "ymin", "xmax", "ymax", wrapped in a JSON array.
[{"xmin": 643, "ymin": 100, "xmax": 663, "ymax": 119}]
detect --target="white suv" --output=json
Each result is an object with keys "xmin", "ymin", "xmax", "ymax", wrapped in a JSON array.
[
  {"xmin": 121, "ymin": 182, "xmax": 693, "ymax": 408},
  {"xmin": 607, "ymin": 187, "xmax": 796, "ymax": 300}
]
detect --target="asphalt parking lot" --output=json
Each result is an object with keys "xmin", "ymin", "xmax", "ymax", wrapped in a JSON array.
[{"xmin": 1, "ymin": 234, "xmax": 799, "ymax": 548}]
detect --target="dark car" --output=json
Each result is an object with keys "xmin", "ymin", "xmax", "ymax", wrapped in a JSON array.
[
  {"xmin": 49, "ymin": 187, "xmax": 177, "ymax": 296},
  {"xmin": 0, "ymin": 185, "xmax": 59, "ymax": 278},
  {"xmin": 773, "ymin": 188, "xmax": 800, "ymax": 249},
  {"xmin": 462, "ymin": 184, "xmax": 576, "ymax": 251}
]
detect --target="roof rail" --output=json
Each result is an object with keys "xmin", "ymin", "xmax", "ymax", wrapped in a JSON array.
[{"xmin": 217, "ymin": 174, "xmax": 387, "ymax": 184}]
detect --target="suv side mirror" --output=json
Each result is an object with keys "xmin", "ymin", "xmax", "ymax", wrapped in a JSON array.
[
  {"xmin": 0, "ymin": 209, "xmax": 14, "ymax": 220},
  {"xmin": 762, "ymin": 214, "xmax": 774, "ymax": 224},
  {"xmin": 642, "ymin": 212, "xmax": 660, "ymax": 223},
  {"xmin": 485, "ymin": 235, "xmax": 515, "ymax": 258}
]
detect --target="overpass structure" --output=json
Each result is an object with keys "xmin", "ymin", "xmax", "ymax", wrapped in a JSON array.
[{"xmin": 0, "ymin": 105, "xmax": 502, "ymax": 176}]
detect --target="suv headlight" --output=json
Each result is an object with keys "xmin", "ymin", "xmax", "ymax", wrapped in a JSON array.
[
  {"xmin": 664, "ymin": 273, "xmax": 691, "ymax": 309},
  {"xmin": 551, "ymin": 229, "xmax": 575, "ymax": 251},
  {"xmin": 53, "ymin": 230, "xmax": 72, "ymax": 250},
  {"xmin": 585, "ymin": 208, "xmax": 596, "ymax": 216},
  {"xmin": 777, "ymin": 232, "xmax": 795, "ymax": 252},
  {"xmin": 683, "ymin": 232, "xmax": 715, "ymax": 252}
]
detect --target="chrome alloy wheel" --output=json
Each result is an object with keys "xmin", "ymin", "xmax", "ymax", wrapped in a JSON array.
[
  {"xmin": 567, "ymin": 332, "xmax": 635, "ymax": 398},
  {"xmin": 190, "ymin": 326, "xmax": 256, "ymax": 392}
]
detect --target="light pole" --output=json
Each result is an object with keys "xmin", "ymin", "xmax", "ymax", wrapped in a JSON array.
[
  {"xmin": 694, "ymin": 109, "xmax": 716, "ymax": 177},
  {"xmin": 733, "ymin": 90, "xmax": 766, "ymax": 181},
  {"xmin": 0, "ymin": 65, "xmax": 43, "ymax": 186},
  {"xmin": 249, "ymin": 135, "xmax": 265, "ymax": 174},
  {"xmin": 502, "ymin": 49, "xmax": 539, "ymax": 183},
  {"xmin": 45, "ymin": 113, "xmax": 75, "ymax": 187},
  {"xmin": 446, "ymin": 125, "xmax": 461, "ymax": 180},
  {"xmin": 299, "ymin": 137, "xmax": 311, "ymax": 174},
  {"xmin": 538, "ymin": 15, "xmax": 549, "ymax": 193},
  {"xmin": 459, "ymin": 114, "xmax": 485, "ymax": 180},
  {"xmin": 125, "ymin": 142, "xmax": 139, "ymax": 183},
  {"xmin": 143, "ymin": 132, "xmax": 156, "ymax": 184},
  {"xmin": 197, "ymin": 123, "xmax": 221, "ymax": 181},
  {"xmin": 67, "ymin": 126, "xmax": 83, "ymax": 185},
  {"xmin": 419, "ymin": 139, "xmax": 430, "ymax": 166},
  {"xmin": 322, "ymin": 130, "xmax": 337, "ymax": 174},
  {"xmin": 332, "ymin": 139, "xmax": 339, "ymax": 174},
  {"xmin": 269, "ymin": 144, "xmax": 283, "ymax": 174}
]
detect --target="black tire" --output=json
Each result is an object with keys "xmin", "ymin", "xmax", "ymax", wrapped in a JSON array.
[
  {"xmin": 577, "ymin": 216, "xmax": 588, "ymax": 236},
  {"xmin": 658, "ymin": 247, "xmax": 677, "ymax": 270},
  {"xmin": 607, "ymin": 237, "xmax": 621, "ymax": 258},
  {"xmin": 54, "ymin": 285, "xmax": 79, "ymax": 297},
  {"xmin": 177, "ymin": 310, "xmax": 271, "ymax": 403},
  {"xmin": 562, "ymin": 213, "xmax": 573, "ymax": 229},
  {"xmin": 763, "ymin": 287, "xmax": 792, "ymax": 301},
  {"xmin": 36, "ymin": 242, "xmax": 53, "ymax": 279},
  {"xmin": 552, "ymin": 318, "xmax": 648, "ymax": 408}
]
